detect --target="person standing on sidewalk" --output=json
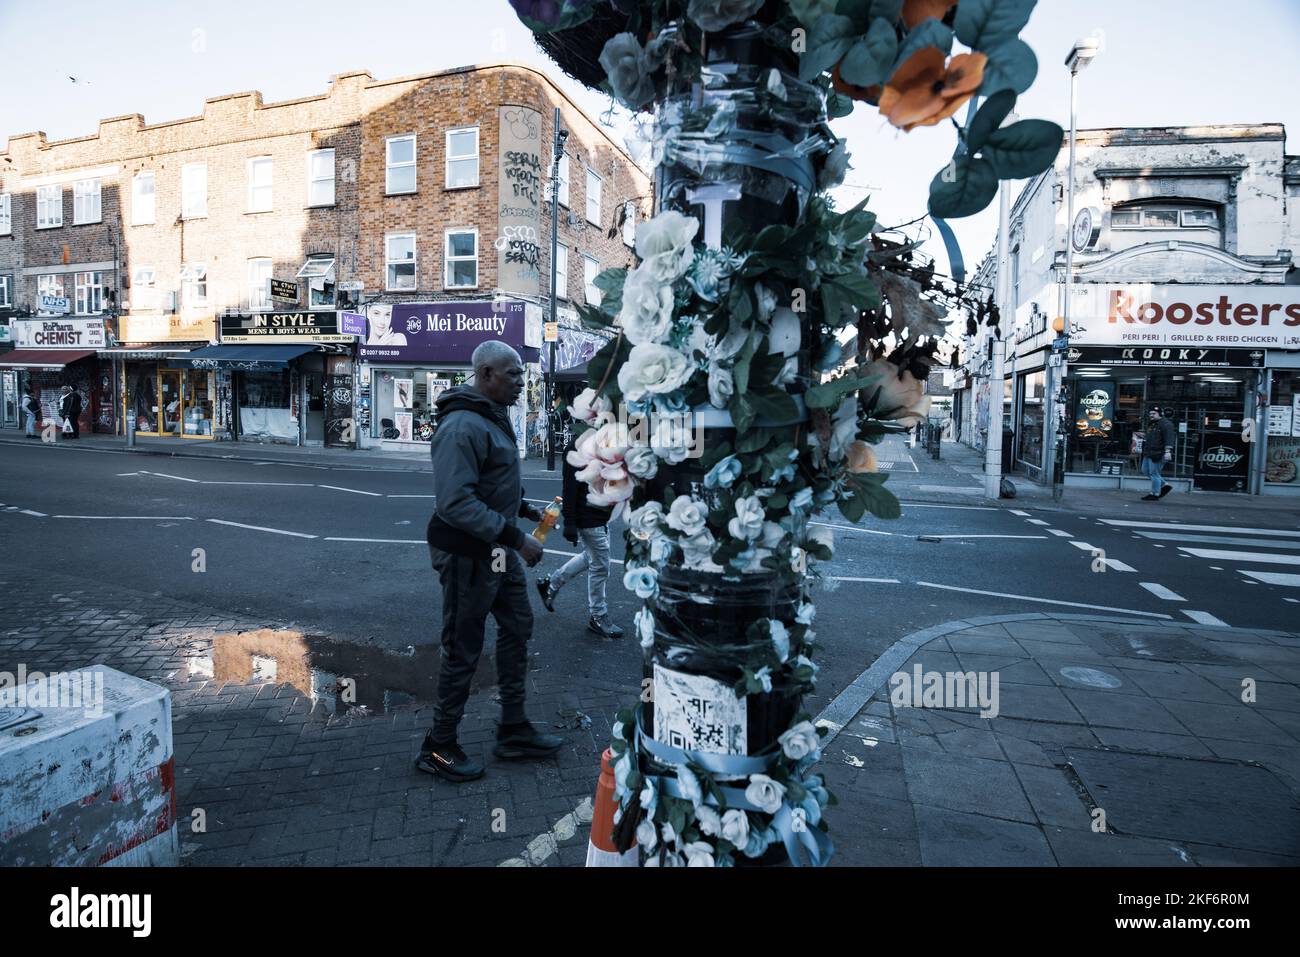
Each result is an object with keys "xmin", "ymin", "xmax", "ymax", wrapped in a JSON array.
[
  {"xmin": 536, "ymin": 433, "xmax": 624, "ymax": 640},
  {"xmin": 22, "ymin": 388, "xmax": 40, "ymax": 438},
  {"xmin": 58, "ymin": 385, "xmax": 81, "ymax": 439},
  {"xmin": 1140, "ymin": 406, "xmax": 1176, "ymax": 500},
  {"xmin": 417, "ymin": 340, "xmax": 562, "ymax": 783}
]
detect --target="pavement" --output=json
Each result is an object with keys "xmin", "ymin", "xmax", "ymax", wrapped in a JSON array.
[{"xmin": 4, "ymin": 425, "xmax": 1299, "ymax": 866}]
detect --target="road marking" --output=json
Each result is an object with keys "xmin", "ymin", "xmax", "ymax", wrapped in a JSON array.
[
  {"xmin": 810, "ymin": 520, "xmax": 894, "ymax": 537},
  {"xmin": 387, "ymin": 494, "xmax": 436, "ymax": 498},
  {"xmin": 1136, "ymin": 531, "xmax": 1300, "ymax": 550},
  {"xmin": 205, "ymin": 518, "xmax": 316, "ymax": 539},
  {"xmin": 319, "ymin": 484, "xmax": 383, "ymax": 497},
  {"xmin": 141, "ymin": 470, "xmax": 200, "ymax": 482},
  {"xmin": 1182, "ymin": 610, "xmax": 1229, "ymax": 627},
  {"xmin": 898, "ymin": 503, "xmax": 996, "ymax": 511},
  {"xmin": 1099, "ymin": 519, "xmax": 1300, "ymax": 539},
  {"xmin": 1009, "ymin": 509, "xmax": 1029, "ymax": 516},
  {"xmin": 19, "ymin": 509, "xmax": 47, "ymax": 517},
  {"xmin": 1047, "ymin": 529, "xmax": 1072, "ymax": 537},
  {"xmin": 115, "ymin": 471, "xmax": 140, "ymax": 476},
  {"xmin": 913, "ymin": 581, "xmax": 1172, "ymax": 618},
  {"xmin": 915, "ymin": 485, "xmax": 982, "ymax": 494},
  {"xmin": 1069, "ymin": 541, "xmax": 1096, "ymax": 551},
  {"xmin": 916, "ymin": 534, "xmax": 1047, "ymax": 540},
  {"xmin": 201, "ymin": 481, "xmax": 316, "ymax": 487},
  {"xmin": 1240, "ymin": 570, "xmax": 1300, "ymax": 587},
  {"xmin": 1139, "ymin": 582, "xmax": 1186, "ymax": 601},
  {"xmin": 832, "ymin": 576, "xmax": 901, "ymax": 584},
  {"xmin": 1026, "ymin": 519, "xmax": 1050, "ymax": 526},
  {"xmin": 1177, "ymin": 547, "xmax": 1300, "ymax": 566},
  {"xmin": 53, "ymin": 514, "xmax": 194, "ymax": 520},
  {"xmin": 323, "ymin": 537, "xmax": 424, "ymax": 543},
  {"xmin": 1285, "ymin": 598, "xmax": 1300, "ymax": 603}
]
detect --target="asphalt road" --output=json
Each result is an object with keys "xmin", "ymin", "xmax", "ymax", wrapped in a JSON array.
[{"xmin": 2, "ymin": 436, "xmax": 1296, "ymax": 712}]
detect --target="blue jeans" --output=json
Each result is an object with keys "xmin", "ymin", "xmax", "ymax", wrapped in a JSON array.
[
  {"xmin": 24, "ymin": 410, "xmax": 36, "ymax": 436},
  {"xmin": 1141, "ymin": 456, "xmax": 1167, "ymax": 495},
  {"xmin": 551, "ymin": 526, "xmax": 610, "ymax": 617}
]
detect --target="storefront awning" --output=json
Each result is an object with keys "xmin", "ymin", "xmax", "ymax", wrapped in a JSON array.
[
  {"xmin": 100, "ymin": 347, "xmax": 198, "ymax": 360},
  {"xmin": 0, "ymin": 349, "xmax": 97, "ymax": 370},
  {"xmin": 167, "ymin": 344, "xmax": 316, "ymax": 371}
]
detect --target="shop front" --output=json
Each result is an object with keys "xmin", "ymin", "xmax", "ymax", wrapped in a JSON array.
[
  {"xmin": 1262, "ymin": 360, "xmax": 1300, "ymax": 496},
  {"xmin": 1057, "ymin": 283, "xmax": 1298, "ymax": 494},
  {"xmin": 357, "ymin": 299, "xmax": 541, "ymax": 453},
  {"xmin": 0, "ymin": 318, "xmax": 107, "ymax": 434},
  {"xmin": 107, "ymin": 313, "xmax": 217, "ymax": 439}
]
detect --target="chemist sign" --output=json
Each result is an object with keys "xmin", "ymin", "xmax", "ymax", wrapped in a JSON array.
[{"xmin": 13, "ymin": 318, "xmax": 107, "ymax": 349}]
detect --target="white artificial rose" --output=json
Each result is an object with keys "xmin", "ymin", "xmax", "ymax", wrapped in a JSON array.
[
  {"xmin": 571, "ymin": 387, "xmax": 613, "ymax": 426},
  {"xmin": 660, "ymin": 821, "xmax": 678, "ymax": 846},
  {"xmin": 635, "ymin": 210, "xmax": 699, "ymax": 283},
  {"xmin": 686, "ymin": 324, "xmax": 715, "ymax": 359},
  {"xmin": 624, "ymin": 444, "xmax": 660, "ymax": 479},
  {"xmin": 635, "ymin": 606, "xmax": 656, "ymax": 648},
  {"xmin": 618, "ymin": 343, "xmax": 693, "ymax": 403},
  {"xmin": 744, "ymin": 774, "xmax": 787, "ymax": 815},
  {"xmin": 683, "ymin": 840, "xmax": 716, "ymax": 867},
  {"xmin": 779, "ymin": 721, "xmax": 821, "ymax": 761},
  {"xmin": 636, "ymin": 817, "xmax": 659, "ymax": 853},
  {"xmin": 618, "ymin": 266, "xmax": 675, "ymax": 345},
  {"xmin": 679, "ymin": 529, "xmax": 717, "ymax": 569},
  {"xmin": 666, "ymin": 495, "xmax": 708, "ymax": 537},
  {"xmin": 628, "ymin": 501, "xmax": 666, "ymax": 540},
  {"xmin": 720, "ymin": 809, "xmax": 750, "ymax": 848},
  {"xmin": 727, "ymin": 495, "xmax": 765, "ymax": 542},
  {"xmin": 695, "ymin": 805, "xmax": 722, "ymax": 837},
  {"xmin": 707, "ymin": 362, "xmax": 734, "ymax": 410},
  {"xmin": 760, "ymin": 521, "xmax": 785, "ymax": 549},
  {"xmin": 677, "ymin": 766, "xmax": 704, "ymax": 807}
]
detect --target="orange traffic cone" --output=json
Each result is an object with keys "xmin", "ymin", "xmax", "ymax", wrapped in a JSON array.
[{"xmin": 585, "ymin": 747, "xmax": 639, "ymax": 867}]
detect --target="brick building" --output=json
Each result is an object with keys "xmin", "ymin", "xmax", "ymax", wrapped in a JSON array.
[{"xmin": 0, "ymin": 64, "xmax": 650, "ymax": 450}]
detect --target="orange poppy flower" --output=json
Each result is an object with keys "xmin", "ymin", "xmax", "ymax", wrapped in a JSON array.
[
  {"xmin": 831, "ymin": 64, "xmax": 881, "ymax": 105},
  {"xmin": 878, "ymin": 47, "xmax": 987, "ymax": 132},
  {"xmin": 901, "ymin": 0, "xmax": 955, "ymax": 28}
]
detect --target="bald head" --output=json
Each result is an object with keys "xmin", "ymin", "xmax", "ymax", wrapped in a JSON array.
[{"xmin": 471, "ymin": 340, "xmax": 525, "ymax": 406}]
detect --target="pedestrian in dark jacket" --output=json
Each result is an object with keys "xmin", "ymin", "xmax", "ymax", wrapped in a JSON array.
[
  {"xmin": 416, "ymin": 341, "xmax": 562, "ymax": 783},
  {"xmin": 535, "ymin": 433, "xmax": 624, "ymax": 639},
  {"xmin": 59, "ymin": 385, "xmax": 82, "ymax": 439},
  {"xmin": 1141, "ymin": 406, "xmax": 1176, "ymax": 500}
]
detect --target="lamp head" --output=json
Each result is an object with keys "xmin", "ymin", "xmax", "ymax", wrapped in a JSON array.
[{"xmin": 1066, "ymin": 30, "xmax": 1104, "ymax": 72}]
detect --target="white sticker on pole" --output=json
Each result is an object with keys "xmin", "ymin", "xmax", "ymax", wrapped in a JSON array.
[{"xmin": 652, "ymin": 663, "xmax": 746, "ymax": 756}]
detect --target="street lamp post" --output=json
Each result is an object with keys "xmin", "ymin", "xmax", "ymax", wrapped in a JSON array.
[
  {"xmin": 1051, "ymin": 32, "xmax": 1102, "ymax": 501},
  {"xmin": 546, "ymin": 107, "xmax": 567, "ymax": 472},
  {"xmin": 984, "ymin": 112, "xmax": 1018, "ymax": 500}
]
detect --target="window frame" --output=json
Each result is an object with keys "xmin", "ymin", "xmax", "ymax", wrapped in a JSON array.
[
  {"xmin": 73, "ymin": 178, "xmax": 102, "ymax": 225},
  {"xmin": 37, "ymin": 274, "xmax": 65, "ymax": 312},
  {"xmin": 74, "ymin": 271, "xmax": 104, "ymax": 315},
  {"xmin": 247, "ymin": 156, "xmax": 274, "ymax": 213},
  {"xmin": 180, "ymin": 263, "xmax": 208, "ymax": 307},
  {"xmin": 181, "ymin": 163, "xmax": 208, "ymax": 219},
  {"xmin": 444, "ymin": 228, "xmax": 479, "ymax": 289},
  {"xmin": 0, "ymin": 193, "xmax": 11, "ymax": 235},
  {"xmin": 247, "ymin": 257, "xmax": 273, "ymax": 312},
  {"xmin": 298, "ymin": 253, "xmax": 337, "ymax": 307},
  {"xmin": 385, "ymin": 232, "xmax": 417, "ymax": 291},
  {"xmin": 385, "ymin": 134, "xmax": 417, "ymax": 195},
  {"xmin": 1181, "ymin": 208, "xmax": 1219, "ymax": 229},
  {"xmin": 553, "ymin": 241, "xmax": 569, "ymax": 300},
  {"xmin": 0, "ymin": 274, "xmax": 12, "ymax": 309},
  {"xmin": 444, "ymin": 127, "xmax": 480, "ymax": 190},
  {"xmin": 130, "ymin": 266, "xmax": 157, "ymax": 312},
  {"xmin": 36, "ymin": 185, "xmax": 63, "ymax": 229},
  {"xmin": 306, "ymin": 149, "xmax": 336, "ymax": 207},
  {"xmin": 132, "ymin": 172, "xmax": 156, "ymax": 226},
  {"xmin": 583, "ymin": 254, "xmax": 601, "ymax": 306},
  {"xmin": 585, "ymin": 168, "xmax": 602, "ymax": 226}
]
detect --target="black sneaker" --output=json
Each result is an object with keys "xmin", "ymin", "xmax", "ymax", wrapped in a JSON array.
[
  {"xmin": 494, "ymin": 721, "xmax": 563, "ymax": 760},
  {"xmin": 588, "ymin": 614, "xmax": 624, "ymax": 639},
  {"xmin": 416, "ymin": 737, "xmax": 484, "ymax": 782},
  {"xmin": 1141, "ymin": 494, "xmax": 1159, "ymax": 501},
  {"xmin": 1159, "ymin": 484, "xmax": 1173, "ymax": 498},
  {"xmin": 536, "ymin": 575, "xmax": 556, "ymax": 612}
]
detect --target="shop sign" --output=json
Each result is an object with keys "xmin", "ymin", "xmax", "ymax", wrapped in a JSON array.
[
  {"xmin": 1068, "ymin": 284, "xmax": 1300, "ymax": 349},
  {"xmin": 1267, "ymin": 405, "xmax": 1293, "ymax": 437},
  {"xmin": 120, "ymin": 314, "xmax": 216, "ymax": 343},
  {"xmin": 1194, "ymin": 431, "xmax": 1250, "ymax": 491},
  {"xmin": 357, "ymin": 300, "xmax": 539, "ymax": 363},
  {"xmin": 339, "ymin": 311, "xmax": 366, "ymax": 336},
  {"xmin": 220, "ymin": 311, "xmax": 351, "ymax": 344},
  {"xmin": 269, "ymin": 279, "xmax": 300, "ymax": 303},
  {"xmin": 1266, "ymin": 436, "xmax": 1300, "ymax": 484},
  {"xmin": 1073, "ymin": 381, "xmax": 1115, "ymax": 439},
  {"xmin": 40, "ymin": 294, "xmax": 72, "ymax": 314},
  {"xmin": 14, "ymin": 318, "xmax": 106, "ymax": 348},
  {"xmin": 1072, "ymin": 346, "xmax": 1265, "ymax": 368}
]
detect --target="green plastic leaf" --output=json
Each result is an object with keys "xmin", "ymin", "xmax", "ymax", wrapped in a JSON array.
[
  {"xmin": 827, "ymin": 272, "xmax": 882, "ymax": 311},
  {"xmin": 891, "ymin": 18, "xmax": 952, "ymax": 78},
  {"xmin": 981, "ymin": 119, "xmax": 1064, "ymax": 179},
  {"xmin": 838, "ymin": 17, "xmax": 898, "ymax": 87},
  {"xmin": 966, "ymin": 89, "xmax": 1016, "ymax": 153},
  {"xmin": 798, "ymin": 14, "xmax": 857, "ymax": 81},
  {"xmin": 953, "ymin": 0, "xmax": 1036, "ymax": 50},
  {"xmin": 979, "ymin": 38, "xmax": 1038, "ymax": 95},
  {"xmin": 827, "ymin": 91, "xmax": 856, "ymax": 118},
  {"xmin": 749, "ymin": 389, "xmax": 801, "ymax": 424},
  {"xmin": 730, "ymin": 393, "xmax": 756, "ymax": 433},
  {"xmin": 927, "ymin": 155, "xmax": 999, "ymax": 219},
  {"xmin": 805, "ymin": 374, "xmax": 875, "ymax": 410}
]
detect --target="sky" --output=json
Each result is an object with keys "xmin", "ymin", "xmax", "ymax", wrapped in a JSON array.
[{"xmin": 3, "ymin": 0, "xmax": 1298, "ymax": 275}]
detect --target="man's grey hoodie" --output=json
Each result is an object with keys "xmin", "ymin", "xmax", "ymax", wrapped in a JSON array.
[{"xmin": 425, "ymin": 385, "xmax": 532, "ymax": 559}]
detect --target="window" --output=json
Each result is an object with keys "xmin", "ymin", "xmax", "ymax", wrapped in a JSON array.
[
  {"xmin": 1111, "ymin": 203, "xmax": 1221, "ymax": 231},
  {"xmin": 0, "ymin": 274, "xmax": 11, "ymax": 308},
  {"xmin": 622, "ymin": 200, "xmax": 635, "ymax": 247},
  {"xmin": 131, "ymin": 266, "xmax": 158, "ymax": 311},
  {"xmin": 180, "ymin": 263, "xmax": 208, "ymax": 306},
  {"xmin": 584, "ymin": 255, "xmax": 601, "ymax": 305},
  {"xmin": 38, "ymin": 275, "xmax": 64, "ymax": 311},
  {"xmin": 248, "ymin": 258, "xmax": 273, "ymax": 311},
  {"xmin": 247, "ymin": 157, "xmax": 273, "ymax": 212},
  {"xmin": 445, "ymin": 128, "xmax": 479, "ymax": 189},
  {"xmin": 557, "ymin": 153, "xmax": 570, "ymax": 208},
  {"xmin": 37, "ymin": 185, "xmax": 62, "ymax": 228},
  {"xmin": 386, "ymin": 233, "xmax": 416, "ymax": 290},
  {"xmin": 0, "ymin": 193, "xmax": 10, "ymax": 235},
  {"xmin": 297, "ymin": 254, "xmax": 336, "ymax": 306},
  {"xmin": 445, "ymin": 229, "xmax": 478, "ymax": 288},
  {"xmin": 74, "ymin": 271, "xmax": 104, "ymax": 314},
  {"xmin": 585, "ymin": 168, "xmax": 602, "ymax": 226},
  {"xmin": 386, "ymin": 135, "xmax": 416, "ymax": 194},
  {"xmin": 73, "ymin": 179, "xmax": 101, "ymax": 224},
  {"xmin": 182, "ymin": 164, "xmax": 207, "ymax": 218},
  {"xmin": 132, "ymin": 172, "xmax": 155, "ymax": 225},
  {"xmin": 553, "ymin": 242, "xmax": 568, "ymax": 299},
  {"xmin": 307, "ymin": 149, "xmax": 335, "ymax": 207},
  {"xmin": 1182, "ymin": 208, "xmax": 1219, "ymax": 228},
  {"xmin": 1143, "ymin": 208, "xmax": 1180, "ymax": 228},
  {"xmin": 1111, "ymin": 208, "xmax": 1141, "ymax": 228}
]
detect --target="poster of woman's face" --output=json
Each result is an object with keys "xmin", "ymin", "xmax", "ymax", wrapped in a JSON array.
[
  {"xmin": 395, "ymin": 411, "xmax": 413, "ymax": 442},
  {"xmin": 394, "ymin": 378, "xmax": 413, "ymax": 410},
  {"xmin": 367, "ymin": 304, "xmax": 407, "ymax": 345}
]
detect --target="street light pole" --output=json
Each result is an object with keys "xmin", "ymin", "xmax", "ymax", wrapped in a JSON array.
[
  {"xmin": 984, "ymin": 177, "xmax": 1011, "ymax": 499},
  {"xmin": 546, "ymin": 106, "xmax": 566, "ymax": 472}
]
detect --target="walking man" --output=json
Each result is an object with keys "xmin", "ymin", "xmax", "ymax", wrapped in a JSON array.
[
  {"xmin": 58, "ymin": 385, "xmax": 82, "ymax": 439},
  {"xmin": 417, "ymin": 341, "xmax": 562, "ymax": 782},
  {"xmin": 1141, "ymin": 405, "xmax": 1176, "ymax": 501},
  {"xmin": 22, "ymin": 388, "xmax": 40, "ymax": 438},
  {"xmin": 536, "ymin": 433, "xmax": 624, "ymax": 639}
]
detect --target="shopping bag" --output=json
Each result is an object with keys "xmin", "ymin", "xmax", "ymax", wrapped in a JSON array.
[{"xmin": 62, "ymin": 417, "xmax": 73, "ymax": 434}]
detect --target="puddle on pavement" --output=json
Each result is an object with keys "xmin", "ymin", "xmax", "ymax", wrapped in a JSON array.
[{"xmin": 188, "ymin": 628, "xmax": 494, "ymax": 716}]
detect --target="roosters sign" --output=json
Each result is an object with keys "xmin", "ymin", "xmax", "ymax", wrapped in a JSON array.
[{"xmin": 1067, "ymin": 285, "xmax": 1300, "ymax": 349}]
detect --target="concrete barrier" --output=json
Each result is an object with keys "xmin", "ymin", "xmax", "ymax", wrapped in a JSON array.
[{"xmin": 0, "ymin": 665, "xmax": 177, "ymax": 866}]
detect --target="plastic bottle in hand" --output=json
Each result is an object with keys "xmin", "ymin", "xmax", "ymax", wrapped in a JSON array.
[{"xmin": 532, "ymin": 496, "xmax": 563, "ymax": 543}]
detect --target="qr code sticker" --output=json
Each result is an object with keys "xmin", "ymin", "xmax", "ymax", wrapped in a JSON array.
[{"xmin": 653, "ymin": 664, "xmax": 746, "ymax": 756}]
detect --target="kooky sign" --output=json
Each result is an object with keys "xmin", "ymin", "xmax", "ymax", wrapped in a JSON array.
[{"xmin": 1069, "ymin": 285, "xmax": 1300, "ymax": 349}]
